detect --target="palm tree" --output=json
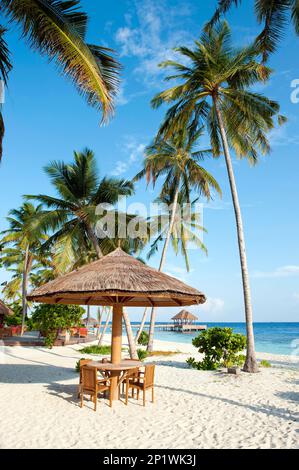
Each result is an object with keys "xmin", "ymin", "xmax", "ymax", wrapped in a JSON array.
[
  {"xmin": 0, "ymin": 203, "xmax": 49, "ymax": 334},
  {"xmin": 206, "ymin": 0, "xmax": 299, "ymax": 61},
  {"xmin": 0, "ymin": 0, "xmax": 120, "ymax": 160},
  {"xmin": 151, "ymin": 22, "xmax": 285, "ymax": 372},
  {"xmin": 135, "ymin": 189, "xmax": 207, "ymax": 344},
  {"xmin": 26, "ymin": 148, "xmax": 135, "ymax": 270},
  {"xmin": 134, "ymin": 127, "xmax": 221, "ymax": 352},
  {"xmin": 26, "ymin": 148, "xmax": 143, "ymax": 358}
]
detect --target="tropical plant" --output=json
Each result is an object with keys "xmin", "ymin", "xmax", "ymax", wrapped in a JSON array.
[
  {"xmin": 151, "ymin": 21, "xmax": 285, "ymax": 372},
  {"xmin": 134, "ymin": 126, "xmax": 221, "ymax": 352},
  {"xmin": 149, "ymin": 189, "xmax": 208, "ymax": 271},
  {"xmin": 0, "ymin": 203, "xmax": 50, "ymax": 334},
  {"xmin": 26, "ymin": 148, "xmax": 135, "ymax": 270},
  {"xmin": 186, "ymin": 327, "xmax": 246, "ymax": 370},
  {"xmin": 137, "ymin": 348, "xmax": 148, "ymax": 361},
  {"xmin": 0, "ymin": 0, "xmax": 120, "ymax": 160},
  {"xmin": 135, "ymin": 189, "xmax": 208, "ymax": 344},
  {"xmin": 31, "ymin": 303, "xmax": 84, "ymax": 347},
  {"xmin": 137, "ymin": 330, "xmax": 149, "ymax": 346},
  {"xmin": 79, "ymin": 344, "xmax": 112, "ymax": 355},
  {"xmin": 1, "ymin": 300, "xmax": 22, "ymax": 326},
  {"xmin": 26, "ymin": 148, "xmax": 147, "ymax": 359},
  {"xmin": 207, "ymin": 0, "xmax": 299, "ymax": 61}
]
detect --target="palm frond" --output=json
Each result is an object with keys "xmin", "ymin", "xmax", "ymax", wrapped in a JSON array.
[{"xmin": 1, "ymin": 0, "xmax": 120, "ymax": 118}]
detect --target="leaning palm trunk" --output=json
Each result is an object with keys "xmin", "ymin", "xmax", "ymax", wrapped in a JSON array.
[
  {"xmin": 85, "ymin": 221, "xmax": 103, "ymax": 259},
  {"xmin": 86, "ymin": 305, "xmax": 91, "ymax": 323},
  {"xmin": 123, "ymin": 307, "xmax": 138, "ymax": 359},
  {"xmin": 98, "ymin": 307, "xmax": 111, "ymax": 346},
  {"xmin": 135, "ymin": 307, "xmax": 148, "ymax": 343},
  {"xmin": 96, "ymin": 307, "xmax": 103, "ymax": 337},
  {"xmin": 21, "ymin": 245, "xmax": 30, "ymax": 336},
  {"xmin": 147, "ymin": 182, "xmax": 180, "ymax": 352},
  {"xmin": 214, "ymin": 100, "xmax": 258, "ymax": 373},
  {"xmin": 89, "ymin": 231, "xmax": 137, "ymax": 357}
]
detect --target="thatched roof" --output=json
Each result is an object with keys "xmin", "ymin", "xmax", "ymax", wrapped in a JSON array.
[
  {"xmin": 0, "ymin": 299, "xmax": 13, "ymax": 316},
  {"xmin": 27, "ymin": 248, "xmax": 206, "ymax": 307},
  {"xmin": 172, "ymin": 309, "xmax": 198, "ymax": 321},
  {"xmin": 82, "ymin": 316, "xmax": 99, "ymax": 325}
]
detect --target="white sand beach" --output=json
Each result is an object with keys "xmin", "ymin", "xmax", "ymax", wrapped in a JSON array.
[{"xmin": 0, "ymin": 336, "xmax": 298, "ymax": 449}]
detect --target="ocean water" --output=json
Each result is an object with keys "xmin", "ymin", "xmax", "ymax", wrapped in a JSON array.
[{"xmin": 124, "ymin": 322, "xmax": 299, "ymax": 356}]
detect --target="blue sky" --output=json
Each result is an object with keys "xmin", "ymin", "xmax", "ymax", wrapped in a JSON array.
[{"xmin": 0, "ymin": 0, "xmax": 298, "ymax": 322}]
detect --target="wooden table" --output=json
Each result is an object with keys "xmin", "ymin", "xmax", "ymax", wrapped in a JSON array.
[{"xmin": 88, "ymin": 360, "xmax": 143, "ymax": 402}]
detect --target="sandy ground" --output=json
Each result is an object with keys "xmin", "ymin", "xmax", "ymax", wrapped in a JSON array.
[{"xmin": 0, "ymin": 334, "xmax": 298, "ymax": 449}]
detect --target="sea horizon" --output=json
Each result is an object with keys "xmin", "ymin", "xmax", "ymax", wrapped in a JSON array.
[{"xmin": 100, "ymin": 321, "xmax": 299, "ymax": 356}]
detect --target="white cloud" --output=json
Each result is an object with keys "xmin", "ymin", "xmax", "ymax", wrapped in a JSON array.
[
  {"xmin": 114, "ymin": 0, "xmax": 193, "ymax": 86},
  {"xmin": 115, "ymin": 81, "xmax": 129, "ymax": 106},
  {"xmin": 111, "ymin": 136, "xmax": 146, "ymax": 176},
  {"xmin": 252, "ymin": 265, "xmax": 299, "ymax": 279}
]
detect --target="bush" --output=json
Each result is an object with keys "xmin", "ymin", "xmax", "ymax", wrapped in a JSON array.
[
  {"xmin": 186, "ymin": 327, "xmax": 246, "ymax": 370},
  {"xmin": 137, "ymin": 349, "xmax": 148, "ymax": 361},
  {"xmin": 31, "ymin": 304, "xmax": 85, "ymax": 348},
  {"xmin": 259, "ymin": 359, "xmax": 271, "ymax": 368},
  {"xmin": 79, "ymin": 345, "xmax": 111, "ymax": 355},
  {"xmin": 4, "ymin": 302, "xmax": 23, "ymax": 326},
  {"xmin": 75, "ymin": 358, "xmax": 87, "ymax": 373},
  {"xmin": 137, "ymin": 330, "xmax": 149, "ymax": 346}
]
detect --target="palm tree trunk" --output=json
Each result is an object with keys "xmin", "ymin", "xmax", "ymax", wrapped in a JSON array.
[
  {"xmin": 135, "ymin": 307, "xmax": 148, "ymax": 343},
  {"xmin": 85, "ymin": 221, "xmax": 103, "ymax": 259},
  {"xmin": 21, "ymin": 245, "xmax": 30, "ymax": 336},
  {"xmin": 86, "ymin": 305, "xmax": 91, "ymax": 323},
  {"xmin": 96, "ymin": 307, "xmax": 103, "ymax": 337},
  {"xmin": 214, "ymin": 99, "xmax": 258, "ymax": 373},
  {"xmin": 98, "ymin": 307, "xmax": 111, "ymax": 346},
  {"xmin": 123, "ymin": 307, "xmax": 138, "ymax": 359},
  {"xmin": 147, "ymin": 181, "xmax": 180, "ymax": 352},
  {"xmin": 85, "ymin": 222, "xmax": 137, "ymax": 362}
]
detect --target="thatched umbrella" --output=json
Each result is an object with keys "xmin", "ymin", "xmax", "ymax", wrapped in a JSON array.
[
  {"xmin": 27, "ymin": 248, "xmax": 206, "ymax": 400},
  {"xmin": 0, "ymin": 299, "xmax": 13, "ymax": 317},
  {"xmin": 82, "ymin": 316, "xmax": 99, "ymax": 327},
  {"xmin": 172, "ymin": 310, "xmax": 198, "ymax": 324}
]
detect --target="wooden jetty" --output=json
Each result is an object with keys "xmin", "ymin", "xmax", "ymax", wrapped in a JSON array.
[{"xmin": 155, "ymin": 323, "xmax": 207, "ymax": 333}]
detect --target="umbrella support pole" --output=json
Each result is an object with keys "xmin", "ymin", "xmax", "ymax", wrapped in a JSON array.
[{"xmin": 110, "ymin": 304, "xmax": 123, "ymax": 401}]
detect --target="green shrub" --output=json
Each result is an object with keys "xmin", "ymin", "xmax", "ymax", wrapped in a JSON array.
[
  {"xmin": 31, "ymin": 304, "xmax": 84, "ymax": 348},
  {"xmin": 4, "ymin": 302, "xmax": 23, "ymax": 326},
  {"xmin": 75, "ymin": 358, "xmax": 87, "ymax": 373},
  {"xmin": 137, "ymin": 330, "xmax": 149, "ymax": 346},
  {"xmin": 137, "ymin": 349, "xmax": 148, "ymax": 361},
  {"xmin": 259, "ymin": 359, "xmax": 271, "ymax": 368},
  {"xmin": 186, "ymin": 327, "xmax": 246, "ymax": 371},
  {"xmin": 79, "ymin": 345, "xmax": 111, "ymax": 355}
]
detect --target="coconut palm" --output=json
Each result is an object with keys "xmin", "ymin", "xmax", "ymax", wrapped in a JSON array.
[
  {"xmin": 134, "ymin": 127, "xmax": 221, "ymax": 352},
  {"xmin": 151, "ymin": 21, "xmax": 285, "ymax": 371},
  {"xmin": 26, "ymin": 148, "xmax": 135, "ymax": 269},
  {"xmin": 0, "ymin": 0, "xmax": 120, "ymax": 160},
  {"xmin": 26, "ymin": 148, "xmax": 144, "ymax": 358},
  {"xmin": 0, "ymin": 203, "xmax": 50, "ymax": 334},
  {"xmin": 207, "ymin": 0, "xmax": 299, "ymax": 61}
]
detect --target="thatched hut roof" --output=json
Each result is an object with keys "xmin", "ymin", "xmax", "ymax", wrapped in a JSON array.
[
  {"xmin": 82, "ymin": 316, "xmax": 99, "ymax": 326},
  {"xmin": 172, "ymin": 310, "xmax": 198, "ymax": 321},
  {"xmin": 0, "ymin": 299, "xmax": 13, "ymax": 316},
  {"xmin": 27, "ymin": 248, "xmax": 206, "ymax": 307}
]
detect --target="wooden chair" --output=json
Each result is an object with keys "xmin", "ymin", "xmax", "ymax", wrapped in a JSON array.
[
  {"xmin": 125, "ymin": 365, "xmax": 155, "ymax": 406},
  {"xmin": 78, "ymin": 359, "xmax": 108, "ymax": 398},
  {"xmin": 79, "ymin": 366, "xmax": 111, "ymax": 411}
]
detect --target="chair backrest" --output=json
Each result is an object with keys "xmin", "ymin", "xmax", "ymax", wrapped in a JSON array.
[
  {"xmin": 81, "ymin": 366, "xmax": 97, "ymax": 392},
  {"xmin": 144, "ymin": 364, "xmax": 155, "ymax": 387},
  {"xmin": 127, "ymin": 367, "xmax": 140, "ymax": 380},
  {"xmin": 79, "ymin": 359, "xmax": 91, "ymax": 382}
]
